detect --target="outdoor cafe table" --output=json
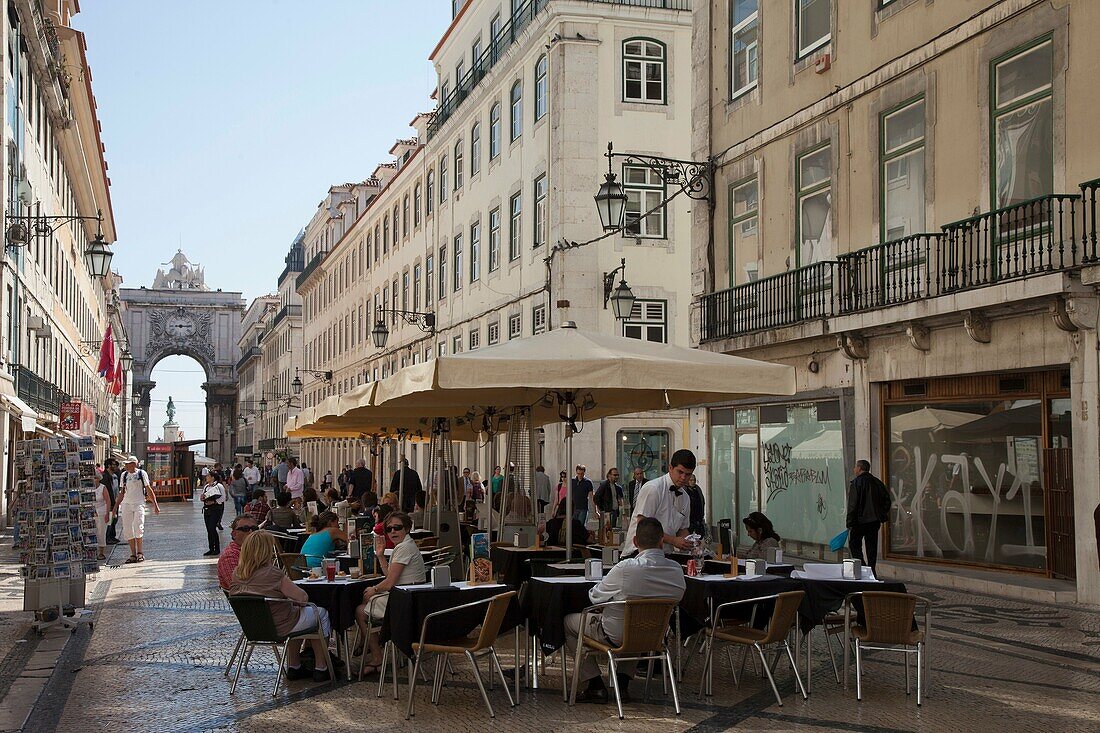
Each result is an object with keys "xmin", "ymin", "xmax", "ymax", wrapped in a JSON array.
[
  {"xmin": 679, "ymin": 574, "xmax": 805, "ymax": 637},
  {"xmin": 525, "ymin": 576, "xmax": 597, "ymax": 654},
  {"xmin": 490, "ymin": 545, "xmax": 568, "ymax": 587},
  {"xmin": 666, "ymin": 553, "xmax": 795, "ymax": 577},
  {"xmin": 294, "ymin": 575, "xmax": 383, "ymax": 680}
]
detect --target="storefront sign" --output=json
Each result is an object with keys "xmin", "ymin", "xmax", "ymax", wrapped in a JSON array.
[{"xmin": 59, "ymin": 401, "xmax": 96, "ymax": 436}]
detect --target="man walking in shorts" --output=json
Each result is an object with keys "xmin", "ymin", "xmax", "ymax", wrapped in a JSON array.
[{"xmin": 115, "ymin": 456, "xmax": 161, "ymax": 563}]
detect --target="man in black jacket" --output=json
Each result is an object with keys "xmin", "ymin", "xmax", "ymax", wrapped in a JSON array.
[
  {"xmin": 625, "ymin": 468, "xmax": 646, "ymax": 514},
  {"xmin": 846, "ymin": 460, "xmax": 891, "ymax": 572},
  {"xmin": 390, "ymin": 458, "xmax": 422, "ymax": 512},
  {"xmin": 348, "ymin": 459, "xmax": 374, "ymax": 503}
]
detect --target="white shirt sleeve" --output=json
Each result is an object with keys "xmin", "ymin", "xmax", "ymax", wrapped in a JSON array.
[
  {"xmin": 632, "ymin": 483, "xmax": 661, "ymax": 522},
  {"xmin": 588, "ymin": 559, "xmax": 628, "ymax": 605}
]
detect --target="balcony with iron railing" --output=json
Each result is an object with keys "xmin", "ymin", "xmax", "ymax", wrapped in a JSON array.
[
  {"xmin": 236, "ymin": 346, "xmax": 262, "ymax": 372},
  {"xmin": 295, "ymin": 250, "xmax": 329, "ymax": 289},
  {"xmin": 427, "ymin": 0, "xmax": 691, "ymax": 141},
  {"xmin": 273, "ymin": 304, "xmax": 302, "ymax": 327},
  {"xmin": 8, "ymin": 364, "xmax": 66, "ymax": 416},
  {"xmin": 699, "ymin": 182, "xmax": 1100, "ymax": 343}
]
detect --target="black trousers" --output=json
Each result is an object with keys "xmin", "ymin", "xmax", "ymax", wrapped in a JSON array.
[
  {"xmin": 204, "ymin": 504, "xmax": 224, "ymax": 553},
  {"xmin": 849, "ymin": 521, "xmax": 882, "ymax": 571}
]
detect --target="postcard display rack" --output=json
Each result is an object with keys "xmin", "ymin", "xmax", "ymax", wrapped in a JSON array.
[{"xmin": 13, "ymin": 436, "xmax": 99, "ymax": 632}]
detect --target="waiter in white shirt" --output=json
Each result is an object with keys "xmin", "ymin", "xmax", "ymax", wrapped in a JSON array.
[
  {"xmin": 621, "ymin": 449, "xmax": 696, "ymax": 554},
  {"xmin": 566, "ymin": 517, "xmax": 686, "ymax": 703}
]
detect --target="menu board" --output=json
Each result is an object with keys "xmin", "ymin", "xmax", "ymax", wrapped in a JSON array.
[
  {"xmin": 468, "ymin": 531, "xmax": 492, "ymax": 584},
  {"xmin": 145, "ymin": 444, "xmax": 173, "ymax": 481},
  {"xmin": 12, "ymin": 436, "xmax": 101, "ymax": 582}
]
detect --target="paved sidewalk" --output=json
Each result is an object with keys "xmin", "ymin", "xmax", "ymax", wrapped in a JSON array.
[{"xmin": 0, "ymin": 503, "xmax": 1096, "ymax": 732}]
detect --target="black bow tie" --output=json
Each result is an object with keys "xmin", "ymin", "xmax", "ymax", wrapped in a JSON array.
[{"xmin": 669, "ymin": 487, "xmax": 683, "ymax": 497}]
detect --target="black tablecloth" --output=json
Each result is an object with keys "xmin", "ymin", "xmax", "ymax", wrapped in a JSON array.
[
  {"xmin": 680, "ymin": 576, "xmax": 804, "ymax": 636},
  {"xmin": 295, "ymin": 576, "xmax": 382, "ymax": 634},
  {"xmin": 380, "ymin": 584, "xmax": 520, "ymax": 657},
  {"xmin": 490, "ymin": 546, "xmax": 567, "ymax": 586},
  {"xmin": 524, "ymin": 578, "xmax": 597, "ymax": 654},
  {"xmin": 797, "ymin": 578, "xmax": 908, "ymax": 632}
]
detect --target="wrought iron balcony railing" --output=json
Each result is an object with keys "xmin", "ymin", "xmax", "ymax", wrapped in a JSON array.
[{"xmin": 8, "ymin": 364, "xmax": 65, "ymax": 416}]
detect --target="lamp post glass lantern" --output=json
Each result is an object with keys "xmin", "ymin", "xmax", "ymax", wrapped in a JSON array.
[
  {"xmin": 372, "ymin": 319, "xmax": 389, "ymax": 349},
  {"xmin": 119, "ymin": 351, "xmax": 133, "ymax": 372},
  {"xmin": 291, "ymin": 375, "xmax": 303, "ymax": 395},
  {"xmin": 85, "ymin": 235, "xmax": 113, "ymax": 278},
  {"xmin": 610, "ymin": 278, "xmax": 635, "ymax": 320},
  {"xmin": 594, "ymin": 172, "xmax": 627, "ymax": 232}
]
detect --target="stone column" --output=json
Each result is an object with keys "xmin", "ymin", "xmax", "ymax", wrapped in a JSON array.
[
  {"xmin": 131, "ymin": 379, "xmax": 155, "ymax": 461},
  {"xmin": 204, "ymin": 383, "xmax": 238, "ymax": 466},
  {"xmin": 1066, "ymin": 293, "xmax": 1100, "ymax": 604}
]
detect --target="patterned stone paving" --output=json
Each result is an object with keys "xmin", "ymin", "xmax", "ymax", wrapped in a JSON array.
[{"xmin": 0, "ymin": 504, "xmax": 1096, "ymax": 733}]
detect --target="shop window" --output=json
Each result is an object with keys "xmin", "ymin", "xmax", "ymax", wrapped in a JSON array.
[{"xmin": 616, "ymin": 430, "xmax": 670, "ymax": 486}]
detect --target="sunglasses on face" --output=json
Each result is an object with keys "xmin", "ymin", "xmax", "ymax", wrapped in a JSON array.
[
  {"xmin": 385, "ymin": 525, "xmax": 405, "ymax": 533},
  {"xmin": 234, "ymin": 525, "xmax": 257, "ymax": 533}
]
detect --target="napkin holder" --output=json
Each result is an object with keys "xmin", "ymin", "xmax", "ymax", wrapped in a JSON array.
[
  {"xmin": 349, "ymin": 540, "xmax": 360, "ymax": 559},
  {"xmin": 431, "ymin": 565, "xmax": 452, "ymax": 588},
  {"xmin": 584, "ymin": 558, "xmax": 603, "ymax": 580},
  {"xmin": 513, "ymin": 532, "xmax": 522, "ymax": 547},
  {"xmin": 765, "ymin": 546, "xmax": 782, "ymax": 564},
  {"xmin": 601, "ymin": 546, "xmax": 620, "ymax": 566},
  {"xmin": 842, "ymin": 558, "xmax": 862, "ymax": 580},
  {"xmin": 744, "ymin": 558, "xmax": 766, "ymax": 577}
]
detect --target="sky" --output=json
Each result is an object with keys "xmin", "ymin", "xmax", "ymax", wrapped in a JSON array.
[{"xmin": 72, "ymin": 1, "xmax": 452, "ymax": 447}]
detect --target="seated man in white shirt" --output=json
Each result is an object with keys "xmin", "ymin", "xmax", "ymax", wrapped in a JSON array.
[
  {"xmin": 565, "ymin": 517, "xmax": 686, "ymax": 704},
  {"xmin": 621, "ymin": 449, "xmax": 697, "ymax": 555}
]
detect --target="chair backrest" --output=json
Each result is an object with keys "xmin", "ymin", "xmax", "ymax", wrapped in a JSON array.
[
  {"xmin": 278, "ymin": 553, "xmax": 307, "ymax": 580},
  {"xmin": 860, "ymin": 592, "xmax": 918, "ymax": 645},
  {"xmin": 470, "ymin": 590, "xmax": 518, "ymax": 652},
  {"xmin": 759, "ymin": 590, "xmax": 806, "ymax": 644},
  {"xmin": 416, "ymin": 537, "xmax": 438, "ymax": 549},
  {"xmin": 614, "ymin": 598, "xmax": 678, "ymax": 654},
  {"xmin": 227, "ymin": 594, "xmax": 283, "ymax": 643}
]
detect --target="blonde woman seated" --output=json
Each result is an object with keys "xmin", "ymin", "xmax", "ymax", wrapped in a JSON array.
[
  {"xmin": 352, "ymin": 512, "xmax": 426, "ymax": 674},
  {"xmin": 230, "ymin": 531, "xmax": 333, "ymax": 682}
]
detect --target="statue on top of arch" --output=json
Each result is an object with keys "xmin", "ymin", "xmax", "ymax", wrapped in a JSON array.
[{"xmin": 153, "ymin": 250, "xmax": 208, "ymax": 291}]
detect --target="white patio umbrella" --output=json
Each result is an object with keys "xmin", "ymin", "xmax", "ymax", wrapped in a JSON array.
[{"xmin": 359, "ymin": 322, "xmax": 797, "ymax": 556}]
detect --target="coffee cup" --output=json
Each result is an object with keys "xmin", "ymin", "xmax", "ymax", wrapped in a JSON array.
[{"xmin": 349, "ymin": 566, "xmax": 361, "ymax": 578}]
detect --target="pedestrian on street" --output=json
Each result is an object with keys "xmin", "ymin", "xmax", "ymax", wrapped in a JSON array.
[
  {"xmin": 101, "ymin": 458, "xmax": 120, "ymax": 545},
  {"xmin": 389, "ymin": 458, "xmax": 422, "ymax": 512},
  {"xmin": 285, "ymin": 457, "xmax": 305, "ymax": 500},
  {"xmin": 684, "ymin": 474, "xmax": 707, "ymax": 537},
  {"xmin": 571, "ymin": 465, "xmax": 594, "ymax": 526},
  {"xmin": 228, "ymin": 467, "xmax": 250, "ymax": 516},
  {"xmin": 846, "ymin": 459, "xmax": 892, "ymax": 573},
  {"xmin": 348, "ymin": 458, "xmax": 374, "ymax": 503},
  {"xmin": 274, "ymin": 457, "xmax": 289, "ymax": 492},
  {"xmin": 116, "ymin": 456, "xmax": 160, "ymax": 564},
  {"xmin": 533, "ymin": 465, "xmax": 552, "ymax": 516},
  {"xmin": 243, "ymin": 459, "xmax": 261, "ymax": 495},
  {"xmin": 625, "ymin": 467, "xmax": 646, "ymax": 516},
  {"xmin": 594, "ymin": 468, "xmax": 623, "ymax": 528},
  {"xmin": 200, "ymin": 471, "xmax": 227, "ymax": 556}
]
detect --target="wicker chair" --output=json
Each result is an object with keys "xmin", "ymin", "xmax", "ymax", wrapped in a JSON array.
[
  {"xmin": 277, "ymin": 552, "xmax": 309, "ymax": 581},
  {"xmin": 847, "ymin": 591, "xmax": 931, "ymax": 705},
  {"xmin": 405, "ymin": 590, "xmax": 518, "ymax": 719},
  {"xmin": 568, "ymin": 598, "xmax": 681, "ymax": 720},
  {"xmin": 698, "ymin": 590, "xmax": 807, "ymax": 707}
]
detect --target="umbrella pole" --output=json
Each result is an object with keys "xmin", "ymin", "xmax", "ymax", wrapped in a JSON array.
[
  {"xmin": 565, "ymin": 422, "xmax": 573, "ymax": 562},
  {"xmin": 398, "ymin": 438, "xmax": 406, "ymax": 514}
]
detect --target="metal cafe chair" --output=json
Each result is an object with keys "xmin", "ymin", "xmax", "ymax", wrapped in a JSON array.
[
  {"xmin": 226, "ymin": 595, "xmax": 334, "ymax": 697},
  {"xmin": 405, "ymin": 591, "xmax": 518, "ymax": 719},
  {"xmin": 698, "ymin": 590, "xmax": 808, "ymax": 707},
  {"xmin": 846, "ymin": 591, "xmax": 932, "ymax": 705},
  {"xmin": 568, "ymin": 597, "xmax": 681, "ymax": 720}
]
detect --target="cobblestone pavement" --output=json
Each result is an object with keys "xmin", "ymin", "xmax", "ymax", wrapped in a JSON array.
[{"xmin": 1, "ymin": 503, "xmax": 1097, "ymax": 733}]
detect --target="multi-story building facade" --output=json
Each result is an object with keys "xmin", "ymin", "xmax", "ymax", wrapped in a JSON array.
[
  {"xmin": 295, "ymin": 0, "xmax": 694, "ymax": 484},
  {"xmin": 692, "ymin": 0, "xmax": 1100, "ymax": 603},
  {"xmin": 0, "ymin": 1, "xmax": 123, "ymax": 527},
  {"xmin": 234, "ymin": 293, "xmax": 278, "ymax": 463}
]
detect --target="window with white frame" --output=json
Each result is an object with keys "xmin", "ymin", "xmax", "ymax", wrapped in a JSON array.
[
  {"xmin": 454, "ymin": 140, "xmax": 464, "ymax": 190},
  {"xmin": 470, "ymin": 220, "xmax": 481, "ymax": 282},
  {"xmin": 533, "ymin": 174, "xmax": 547, "ymax": 248},
  {"xmin": 881, "ymin": 97, "xmax": 926, "ymax": 241},
  {"xmin": 413, "ymin": 263, "xmax": 422, "ymax": 311},
  {"xmin": 510, "ymin": 81, "xmax": 523, "ymax": 141},
  {"xmin": 509, "ymin": 193, "xmax": 522, "ymax": 261},
  {"xmin": 623, "ymin": 39, "xmax": 666, "ymax": 104},
  {"xmin": 489, "ymin": 103, "xmax": 501, "ymax": 159},
  {"xmin": 453, "ymin": 234, "xmax": 462, "ymax": 292},
  {"xmin": 425, "ymin": 345, "xmax": 433, "ymax": 361},
  {"xmin": 426, "ymin": 170, "xmax": 435, "ymax": 216},
  {"xmin": 383, "ymin": 214, "xmax": 390, "ymax": 254},
  {"xmin": 991, "ymin": 37, "xmax": 1053, "ymax": 211},
  {"xmin": 402, "ymin": 194, "xmax": 410, "ymax": 237},
  {"xmin": 425, "ymin": 254, "xmax": 434, "ymax": 304},
  {"xmin": 438, "ymin": 244, "xmax": 447, "ymax": 300},
  {"xmin": 393, "ymin": 204, "xmax": 400, "ymax": 245},
  {"xmin": 622, "ymin": 299, "xmax": 667, "ymax": 343},
  {"xmin": 796, "ymin": 0, "xmax": 830, "ymax": 59},
  {"xmin": 508, "ymin": 313, "xmax": 522, "ymax": 339},
  {"xmin": 534, "ymin": 55, "xmax": 548, "ymax": 120},
  {"xmin": 729, "ymin": 177, "xmax": 759, "ymax": 286},
  {"xmin": 470, "ymin": 123, "xmax": 481, "ymax": 176},
  {"xmin": 796, "ymin": 144, "xmax": 833, "ymax": 266},
  {"xmin": 438, "ymin": 340, "xmax": 446, "ymax": 357},
  {"xmin": 489, "ymin": 207, "xmax": 501, "ymax": 272},
  {"xmin": 414, "ymin": 183, "xmax": 422, "ymax": 227},
  {"xmin": 623, "ymin": 165, "xmax": 666, "ymax": 238},
  {"xmin": 469, "ymin": 327, "xmax": 480, "ymax": 349},
  {"xmin": 488, "ymin": 321, "xmax": 500, "ymax": 344},
  {"xmin": 532, "ymin": 304, "xmax": 546, "ymax": 333},
  {"xmin": 439, "ymin": 155, "xmax": 448, "ymax": 203},
  {"xmin": 730, "ymin": 0, "xmax": 759, "ymax": 99},
  {"xmin": 452, "ymin": 334, "xmax": 463, "ymax": 353}
]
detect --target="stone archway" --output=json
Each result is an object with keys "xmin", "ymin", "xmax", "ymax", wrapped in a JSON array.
[{"xmin": 119, "ymin": 251, "xmax": 244, "ymax": 463}]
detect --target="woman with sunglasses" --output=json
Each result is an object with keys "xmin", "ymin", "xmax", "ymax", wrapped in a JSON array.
[{"xmin": 352, "ymin": 512, "xmax": 425, "ymax": 673}]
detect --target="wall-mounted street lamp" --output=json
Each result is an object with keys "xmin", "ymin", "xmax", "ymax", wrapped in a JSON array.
[
  {"xmin": 602, "ymin": 258, "xmax": 636, "ymax": 321},
  {"xmin": 372, "ymin": 308, "xmax": 436, "ymax": 349},
  {"xmin": 5, "ymin": 205, "xmax": 114, "ymax": 277},
  {"xmin": 291, "ymin": 367, "xmax": 333, "ymax": 395}
]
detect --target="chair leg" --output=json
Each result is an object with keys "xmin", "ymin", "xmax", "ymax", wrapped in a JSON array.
[
  {"xmin": 466, "ymin": 650, "xmax": 495, "ymax": 718},
  {"xmin": 917, "ymin": 643, "xmax": 923, "ymax": 706},
  {"xmin": 490, "ymin": 648, "xmax": 516, "ymax": 707},
  {"xmin": 822, "ymin": 630, "xmax": 841, "ymax": 683},
  {"xmin": 757, "ymin": 644, "xmax": 783, "ymax": 707},
  {"xmin": 230, "ymin": 642, "xmax": 250, "ymax": 694},
  {"xmin": 784, "ymin": 642, "xmax": 807, "ymax": 700},
  {"xmin": 607, "ymin": 652, "xmax": 624, "ymax": 720},
  {"xmin": 246, "ymin": 644, "xmax": 258, "ymax": 667},
  {"xmin": 319, "ymin": 632, "xmax": 335, "ymax": 684},
  {"xmin": 225, "ymin": 633, "xmax": 245, "ymax": 676},
  {"xmin": 272, "ymin": 641, "xmax": 289, "ymax": 698},
  {"xmin": 905, "ymin": 648, "xmax": 911, "ymax": 695},
  {"xmin": 568, "ymin": 647, "xmax": 583, "ymax": 706},
  {"xmin": 643, "ymin": 659, "xmax": 654, "ymax": 702},
  {"xmin": 725, "ymin": 645, "xmax": 739, "ymax": 686},
  {"xmin": 697, "ymin": 634, "xmax": 714, "ymax": 698},
  {"xmin": 405, "ymin": 648, "xmax": 423, "ymax": 720},
  {"xmin": 432, "ymin": 654, "xmax": 444, "ymax": 704},
  {"xmin": 560, "ymin": 647, "xmax": 568, "ymax": 702},
  {"xmin": 855, "ymin": 639, "xmax": 863, "ymax": 701},
  {"xmin": 390, "ymin": 644, "xmax": 401, "ymax": 700},
  {"xmin": 665, "ymin": 650, "xmax": 681, "ymax": 715}
]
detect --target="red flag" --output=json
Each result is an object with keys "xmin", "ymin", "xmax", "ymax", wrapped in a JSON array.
[
  {"xmin": 110, "ymin": 361, "xmax": 124, "ymax": 396},
  {"xmin": 97, "ymin": 325, "xmax": 115, "ymax": 378}
]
